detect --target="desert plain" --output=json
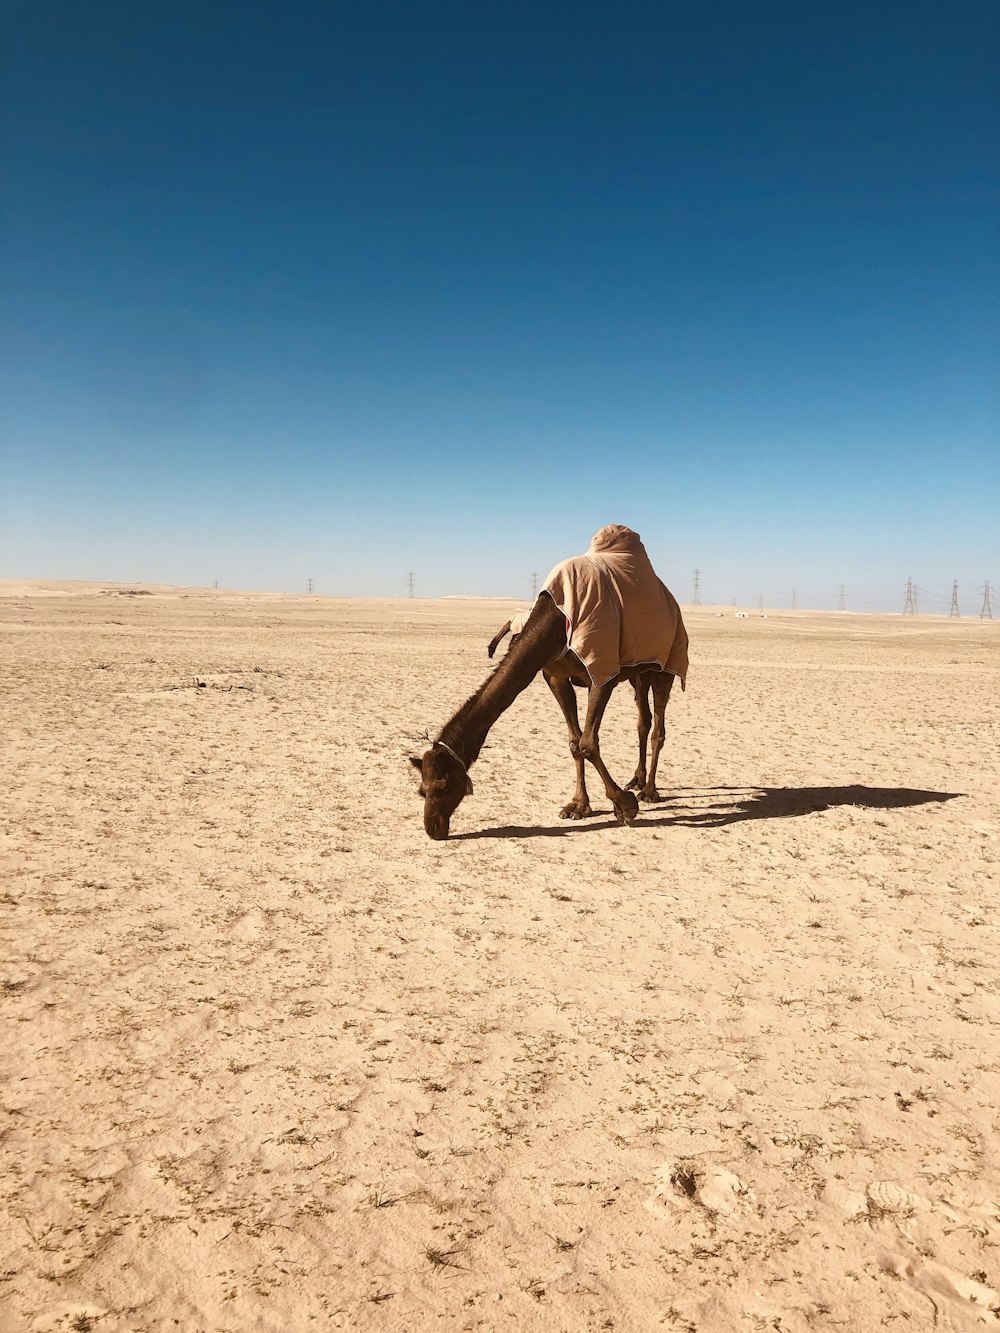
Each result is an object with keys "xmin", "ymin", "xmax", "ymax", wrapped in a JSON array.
[{"xmin": 1, "ymin": 581, "xmax": 998, "ymax": 1333}]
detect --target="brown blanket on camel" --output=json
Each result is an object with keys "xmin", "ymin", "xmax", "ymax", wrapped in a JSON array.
[{"xmin": 543, "ymin": 525, "xmax": 689, "ymax": 689}]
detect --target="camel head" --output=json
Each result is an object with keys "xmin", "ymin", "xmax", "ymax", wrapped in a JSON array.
[{"xmin": 410, "ymin": 743, "xmax": 473, "ymax": 841}]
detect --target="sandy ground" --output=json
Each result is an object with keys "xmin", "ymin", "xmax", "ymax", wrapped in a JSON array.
[{"xmin": 1, "ymin": 582, "xmax": 998, "ymax": 1333}]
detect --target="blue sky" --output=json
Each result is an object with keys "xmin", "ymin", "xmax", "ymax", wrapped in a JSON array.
[{"xmin": 2, "ymin": 0, "xmax": 997, "ymax": 611}]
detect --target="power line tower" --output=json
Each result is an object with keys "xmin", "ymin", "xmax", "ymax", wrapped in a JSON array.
[
  {"xmin": 531, "ymin": 571, "xmax": 538, "ymax": 599},
  {"xmin": 981, "ymin": 581, "xmax": 994, "ymax": 619},
  {"xmin": 407, "ymin": 572, "xmax": 415, "ymax": 599},
  {"xmin": 837, "ymin": 584, "xmax": 846, "ymax": 612},
  {"xmin": 949, "ymin": 580, "xmax": 960, "ymax": 617},
  {"xmin": 213, "ymin": 580, "xmax": 218, "ymax": 591},
  {"xmin": 692, "ymin": 569, "xmax": 702, "ymax": 607},
  {"xmin": 791, "ymin": 589, "xmax": 797, "ymax": 610},
  {"xmin": 903, "ymin": 577, "xmax": 917, "ymax": 615},
  {"xmin": 307, "ymin": 577, "xmax": 314, "ymax": 594}
]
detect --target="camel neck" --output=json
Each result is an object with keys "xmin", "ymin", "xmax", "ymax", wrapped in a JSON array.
[{"xmin": 438, "ymin": 599, "xmax": 564, "ymax": 767}]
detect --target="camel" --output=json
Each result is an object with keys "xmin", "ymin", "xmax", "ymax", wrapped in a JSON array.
[
  {"xmin": 412, "ymin": 523, "xmax": 687, "ymax": 840},
  {"xmin": 488, "ymin": 615, "xmax": 675, "ymax": 808}
]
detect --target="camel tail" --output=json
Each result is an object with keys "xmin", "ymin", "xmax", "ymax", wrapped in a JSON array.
[{"xmin": 487, "ymin": 621, "xmax": 512, "ymax": 659}]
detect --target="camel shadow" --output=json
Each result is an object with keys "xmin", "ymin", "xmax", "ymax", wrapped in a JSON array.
[
  {"xmin": 452, "ymin": 785, "xmax": 963, "ymax": 840},
  {"xmin": 643, "ymin": 784, "xmax": 963, "ymax": 829}
]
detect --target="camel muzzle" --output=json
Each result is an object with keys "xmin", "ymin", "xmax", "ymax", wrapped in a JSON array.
[{"xmin": 424, "ymin": 812, "xmax": 450, "ymax": 841}]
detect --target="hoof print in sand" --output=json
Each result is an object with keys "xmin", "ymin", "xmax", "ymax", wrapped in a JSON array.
[
  {"xmin": 878, "ymin": 1249, "xmax": 1000, "ymax": 1322},
  {"xmin": 653, "ymin": 1162, "xmax": 752, "ymax": 1217}
]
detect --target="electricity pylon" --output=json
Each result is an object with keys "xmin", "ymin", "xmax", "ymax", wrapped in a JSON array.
[
  {"xmin": 982, "ymin": 581, "xmax": 994, "ymax": 619},
  {"xmin": 903, "ymin": 578, "xmax": 917, "ymax": 614},
  {"xmin": 407, "ymin": 572, "xmax": 415, "ymax": 599},
  {"xmin": 692, "ymin": 569, "xmax": 702, "ymax": 607},
  {"xmin": 837, "ymin": 585, "xmax": 846, "ymax": 612},
  {"xmin": 949, "ymin": 581, "xmax": 960, "ymax": 617}
]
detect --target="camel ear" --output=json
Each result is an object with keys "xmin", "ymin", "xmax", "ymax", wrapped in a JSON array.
[
  {"xmin": 410, "ymin": 756, "xmax": 423, "ymax": 771},
  {"xmin": 465, "ymin": 775, "xmax": 474, "ymax": 796}
]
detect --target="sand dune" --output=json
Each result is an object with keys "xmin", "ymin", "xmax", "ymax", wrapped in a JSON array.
[{"xmin": 1, "ymin": 585, "xmax": 998, "ymax": 1331}]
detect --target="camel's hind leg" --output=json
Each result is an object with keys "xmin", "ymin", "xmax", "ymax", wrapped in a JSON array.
[
  {"xmin": 642, "ymin": 672, "xmax": 675, "ymax": 802},
  {"xmin": 579, "ymin": 681, "xmax": 639, "ymax": 826},
  {"xmin": 626, "ymin": 673, "xmax": 652, "ymax": 793},
  {"xmin": 543, "ymin": 670, "xmax": 593, "ymax": 819}
]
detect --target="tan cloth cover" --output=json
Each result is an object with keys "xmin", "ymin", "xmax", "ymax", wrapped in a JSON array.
[{"xmin": 543, "ymin": 525, "xmax": 689, "ymax": 689}]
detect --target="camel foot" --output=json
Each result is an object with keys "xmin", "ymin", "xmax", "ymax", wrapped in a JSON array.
[
  {"xmin": 614, "ymin": 791, "xmax": 640, "ymax": 825},
  {"xmin": 640, "ymin": 786, "xmax": 663, "ymax": 803},
  {"xmin": 626, "ymin": 775, "xmax": 645, "ymax": 792},
  {"xmin": 560, "ymin": 802, "xmax": 594, "ymax": 820}
]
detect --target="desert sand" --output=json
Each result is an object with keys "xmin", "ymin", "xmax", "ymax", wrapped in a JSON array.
[{"xmin": 1, "ymin": 582, "xmax": 998, "ymax": 1332}]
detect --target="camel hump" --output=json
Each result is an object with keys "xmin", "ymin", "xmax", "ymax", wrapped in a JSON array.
[{"xmin": 590, "ymin": 523, "xmax": 640, "ymax": 553}]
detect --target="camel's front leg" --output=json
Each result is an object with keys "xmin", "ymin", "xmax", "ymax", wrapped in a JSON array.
[
  {"xmin": 579, "ymin": 681, "xmax": 639, "ymax": 826},
  {"xmin": 626, "ymin": 676, "xmax": 652, "ymax": 793},
  {"xmin": 642, "ymin": 673, "xmax": 675, "ymax": 801},
  {"xmin": 543, "ymin": 670, "xmax": 593, "ymax": 818}
]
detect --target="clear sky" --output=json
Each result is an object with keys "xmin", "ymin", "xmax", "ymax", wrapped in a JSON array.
[{"xmin": 2, "ymin": 0, "xmax": 997, "ymax": 611}]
